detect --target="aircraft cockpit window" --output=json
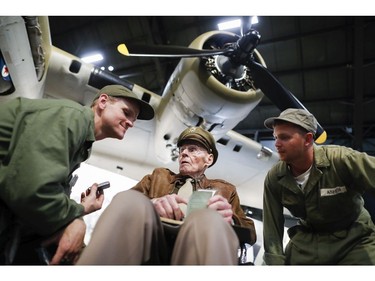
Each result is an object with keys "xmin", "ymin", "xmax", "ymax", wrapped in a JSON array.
[
  {"xmin": 69, "ymin": 60, "xmax": 82, "ymax": 74},
  {"xmin": 233, "ymin": 144, "xmax": 242, "ymax": 152}
]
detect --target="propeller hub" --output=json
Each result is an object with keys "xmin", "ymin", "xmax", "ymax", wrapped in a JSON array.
[
  {"xmin": 215, "ymin": 55, "xmax": 245, "ymax": 80},
  {"xmin": 231, "ymin": 29, "xmax": 261, "ymax": 65}
]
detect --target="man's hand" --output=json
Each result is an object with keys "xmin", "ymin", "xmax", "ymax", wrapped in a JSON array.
[
  {"xmin": 207, "ymin": 195, "xmax": 233, "ymax": 224},
  {"xmin": 80, "ymin": 183, "xmax": 105, "ymax": 215},
  {"xmin": 152, "ymin": 194, "xmax": 187, "ymax": 221},
  {"xmin": 44, "ymin": 218, "xmax": 86, "ymax": 265}
]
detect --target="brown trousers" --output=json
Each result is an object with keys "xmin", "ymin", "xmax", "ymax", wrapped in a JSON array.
[{"xmin": 77, "ymin": 190, "xmax": 239, "ymax": 265}]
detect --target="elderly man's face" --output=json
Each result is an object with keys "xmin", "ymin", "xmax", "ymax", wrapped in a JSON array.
[{"xmin": 178, "ymin": 140, "xmax": 213, "ymax": 177}]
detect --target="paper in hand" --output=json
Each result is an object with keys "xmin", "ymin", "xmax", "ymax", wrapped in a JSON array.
[{"xmin": 186, "ymin": 189, "xmax": 216, "ymax": 217}]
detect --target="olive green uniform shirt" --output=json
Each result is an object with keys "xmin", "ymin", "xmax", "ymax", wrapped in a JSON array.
[
  {"xmin": 0, "ymin": 97, "xmax": 95, "ymax": 253},
  {"xmin": 263, "ymin": 145, "xmax": 375, "ymax": 265}
]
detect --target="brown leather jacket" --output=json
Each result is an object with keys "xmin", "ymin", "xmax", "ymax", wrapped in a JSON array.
[{"xmin": 131, "ymin": 167, "xmax": 256, "ymax": 244}]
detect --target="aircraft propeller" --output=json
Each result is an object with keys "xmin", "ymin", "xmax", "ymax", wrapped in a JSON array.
[
  {"xmin": 117, "ymin": 27, "xmax": 327, "ymax": 144},
  {"xmin": 117, "ymin": 43, "xmax": 228, "ymax": 58}
]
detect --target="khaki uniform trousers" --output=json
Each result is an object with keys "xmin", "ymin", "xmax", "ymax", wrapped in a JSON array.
[{"xmin": 77, "ymin": 190, "xmax": 239, "ymax": 265}]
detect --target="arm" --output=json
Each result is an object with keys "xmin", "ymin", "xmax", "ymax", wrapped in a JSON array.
[
  {"xmin": 339, "ymin": 147, "xmax": 375, "ymax": 195},
  {"xmin": 132, "ymin": 168, "xmax": 189, "ymax": 221},
  {"xmin": 207, "ymin": 194, "xmax": 234, "ymax": 224},
  {"xmin": 262, "ymin": 172, "xmax": 286, "ymax": 265},
  {"xmin": 0, "ymin": 105, "xmax": 91, "ymax": 236},
  {"xmin": 44, "ymin": 183, "xmax": 105, "ymax": 265},
  {"xmin": 131, "ymin": 173, "xmax": 153, "ymax": 195},
  {"xmin": 42, "ymin": 217, "xmax": 86, "ymax": 265},
  {"xmin": 228, "ymin": 190, "xmax": 257, "ymax": 245}
]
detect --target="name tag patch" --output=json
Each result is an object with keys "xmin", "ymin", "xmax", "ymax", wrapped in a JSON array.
[{"xmin": 320, "ymin": 186, "xmax": 347, "ymax": 197}]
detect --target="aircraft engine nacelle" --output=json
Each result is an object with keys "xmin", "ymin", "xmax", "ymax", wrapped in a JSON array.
[
  {"xmin": 154, "ymin": 31, "xmax": 267, "ymax": 163},
  {"xmin": 0, "ymin": 16, "xmax": 50, "ymax": 101}
]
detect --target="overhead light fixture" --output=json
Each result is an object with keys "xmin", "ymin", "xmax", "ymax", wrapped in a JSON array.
[
  {"xmin": 218, "ymin": 17, "xmax": 259, "ymax": 31},
  {"xmin": 81, "ymin": 53, "xmax": 103, "ymax": 63},
  {"xmin": 217, "ymin": 19, "xmax": 241, "ymax": 30}
]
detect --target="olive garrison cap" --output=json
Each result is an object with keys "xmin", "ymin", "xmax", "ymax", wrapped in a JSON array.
[
  {"xmin": 177, "ymin": 127, "xmax": 218, "ymax": 167},
  {"xmin": 264, "ymin": 108, "xmax": 317, "ymax": 134},
  {"xmin": 92, "ymin": 84, "xmax": 154, "ymax": 120}
]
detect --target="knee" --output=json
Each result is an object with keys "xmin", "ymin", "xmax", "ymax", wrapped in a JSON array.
[
  {"xmin": 110, "ymin": 190, "xmax": 151, "ymax": 213},
  {"xmin": 184, "ymin": 208, "xmax": 226, "ymax": 230},
  {"xmin": 189, "ymin": 208, "xmax": 222, "ymax": 220}
]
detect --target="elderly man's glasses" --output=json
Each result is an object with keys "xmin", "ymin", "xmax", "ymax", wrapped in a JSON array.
[{"xmin": 178, "ymin": 144, "xmax": 207, "ymax": 156}]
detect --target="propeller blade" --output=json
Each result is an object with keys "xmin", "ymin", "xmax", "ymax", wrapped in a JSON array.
[
  {"xmin": 247, "ymin": 60, "xmax": 327, "ymax": 144},
  {"xmin": 118, "ymin": 43, "xmax": 231, "ymax": 58}
]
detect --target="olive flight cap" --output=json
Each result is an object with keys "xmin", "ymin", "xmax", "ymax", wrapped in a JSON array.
[
  {"xmin": 92, "ymin": 84, "xmax": 154, "ymax": 120},
  {"xmin": 264, "ymin": 108, "xmax": 317, "ymax": 134},
  {"xmin": 177, "ymin": 127, "xmax": 218, "ymax": 167}
]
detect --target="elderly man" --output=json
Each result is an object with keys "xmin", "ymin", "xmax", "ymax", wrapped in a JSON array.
[
  {"xmin": 77, "ymin": 126, "xmax": 256, "ymax": 265},
  {"xmin": 262, "ymin": 108, "xmax": 375, "ymax": 265},
  {"xmin": 0, "ymin": 84, "xmax": 154, "ymax": 265}
]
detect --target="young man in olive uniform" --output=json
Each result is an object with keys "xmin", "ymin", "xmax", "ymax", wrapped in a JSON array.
[
  {"xmin": 262, "ymin": 108, "xmax": 375, "ymax": 265},
  {"xmin": 77, "ymin": 127, "xmax": 256, "ymax": 265},
  {"xmin": 0, "ymin": 84, "xmax": 154, "ymax": 265}
]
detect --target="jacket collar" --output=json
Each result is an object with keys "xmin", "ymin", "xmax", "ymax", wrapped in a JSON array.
[{"xmin": 171, "ymin": 172, "xmax": 207, "ymax": 187}]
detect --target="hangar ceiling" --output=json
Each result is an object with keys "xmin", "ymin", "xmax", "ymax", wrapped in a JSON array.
[{"xmin": 48, "ymin": 16, "xmax": 375, "ymax": 155}]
